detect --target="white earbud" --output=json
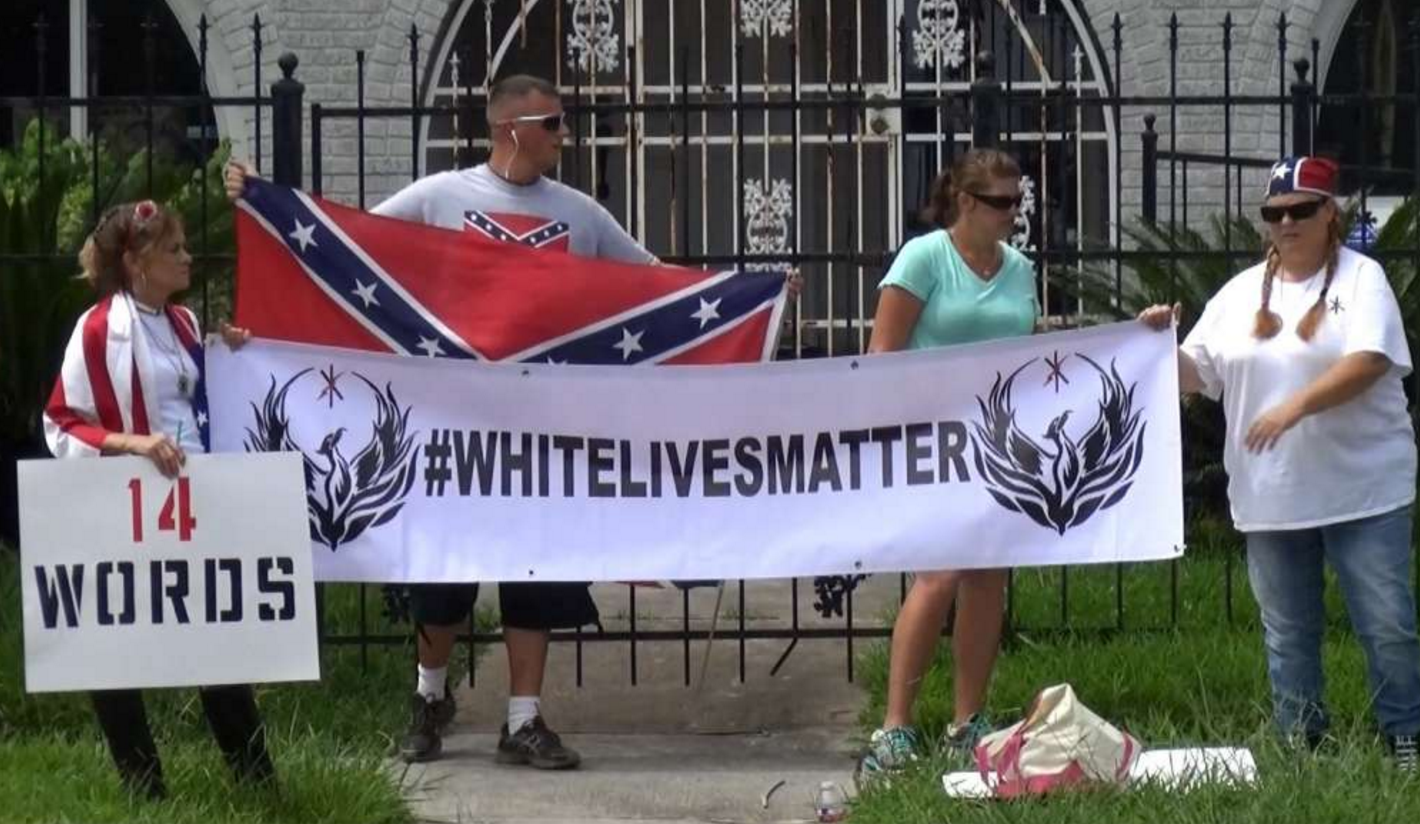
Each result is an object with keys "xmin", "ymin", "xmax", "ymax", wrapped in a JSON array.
[{"xmin": 501, "ymin": 127, "xmax": 522, "ymax": 180}]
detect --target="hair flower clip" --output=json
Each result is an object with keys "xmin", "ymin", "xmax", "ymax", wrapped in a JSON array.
[{"xmin": 133, "ymin": 200, "xmax": 159, "ymax": 225}]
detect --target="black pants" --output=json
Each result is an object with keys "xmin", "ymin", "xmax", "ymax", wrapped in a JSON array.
[
  {"xmin": 409, "ymin": 581, "xmax": 600, "ymax": 630},
  {"xmin": 90, "ymin": 684, "xmax": 276, "ymax": 799}
]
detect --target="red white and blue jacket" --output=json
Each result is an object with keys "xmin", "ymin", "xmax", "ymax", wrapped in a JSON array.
[{"xmin": 44, "ymin": 292, "xmax": 207, "ymax": 458}]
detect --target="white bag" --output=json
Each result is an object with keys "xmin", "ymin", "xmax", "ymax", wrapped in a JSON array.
[{"xmin": 974, "ymin": 683, "xmax": 1140, "ymax": 797}]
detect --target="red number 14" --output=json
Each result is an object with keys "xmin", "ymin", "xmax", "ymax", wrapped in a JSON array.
[{"xmin": 128, "ymin": 477, "xmax": 197, "ymax": 542}]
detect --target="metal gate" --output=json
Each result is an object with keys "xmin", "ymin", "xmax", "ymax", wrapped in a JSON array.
[
  {"xmin": 360, "ymin": 0, "xmax": 1124, "ymax": 683},
  {"xmin": 419, "ymin": 0, "xmax": 1115, "ymax": 354},
  {"xmin": 11, "ymin": 2, "xmax": 1419, "ymax": 685}
]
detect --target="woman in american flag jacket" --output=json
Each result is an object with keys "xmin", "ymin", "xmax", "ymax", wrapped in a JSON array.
[{"xmin": 43, "ymin": 199, "xmax": 274, "ymax": 800}]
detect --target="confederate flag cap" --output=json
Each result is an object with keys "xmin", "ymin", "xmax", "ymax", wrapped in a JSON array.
[{"xmin": 1267, "ymin": 156, "xmax": 1339, "ymax": 199}]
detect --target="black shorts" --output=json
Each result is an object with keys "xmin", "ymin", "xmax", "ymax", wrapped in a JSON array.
[{"xmin": 408, "ymin": 582, "xmax": 599, "ymax": 631}]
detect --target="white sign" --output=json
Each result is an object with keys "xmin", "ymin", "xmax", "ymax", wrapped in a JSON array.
[
  {"xmin": 19, "ymin": 453, "xmax": 319, "ymax": 692},
  {"xmin": 207, "ymin": 322, "xmax": 1185, "ymax": 583},
  {"xmin": 943, "ymin": 748, "xmax": 1258, "ymax": 797}
]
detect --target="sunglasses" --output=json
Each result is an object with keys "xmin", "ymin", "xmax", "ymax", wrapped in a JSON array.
[
  {"xmin": 1260, "ymin": 199, "xmax": 1327, "ymax": 224},
  {"xmin": 499, "ymin": 112, "xmax": 565, "ymax": 132},
  {"xmin": 967, "ymin": 191, "xmax": 1024, "ymax": 211}
]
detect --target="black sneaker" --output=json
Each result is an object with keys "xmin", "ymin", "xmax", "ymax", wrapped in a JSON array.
[
  {"xmin": 1282, "ymin": 728, "xmax": 1336, "ymax": 757},
  {"xmin": 1388, "ymin": 734, "xmax": 1418, "ymax": 774},
  {"xmin": 1285, "ymin": 730, "xmax": 1324, "ymax": 751},
  {"xmin": 431, "ymin": 687, "xmax": 457, "ymax": 729},
  {"xmin": 496, "ymin": 716, "xmax": 581, "ymax": 769},
  {"xmin": 399, "ymin": 690, "xmax": 456, "ymax": 763}
]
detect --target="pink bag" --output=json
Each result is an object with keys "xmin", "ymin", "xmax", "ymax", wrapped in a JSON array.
[{"xmin": 974, "ymin": 683, "xmax": 1140, "ymax": 798}]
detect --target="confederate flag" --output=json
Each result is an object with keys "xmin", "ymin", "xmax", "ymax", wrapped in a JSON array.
[{"xmin": 233, "ymin": 179, "xmax": 786, "ymax": 364}]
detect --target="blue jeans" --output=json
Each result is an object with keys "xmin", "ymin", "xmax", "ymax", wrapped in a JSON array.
[{"xmin": 1246, "ymin": 505, "xmax": 1420, "ymax": 738}]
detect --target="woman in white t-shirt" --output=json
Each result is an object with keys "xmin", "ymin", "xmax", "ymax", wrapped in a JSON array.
[{"xmin": 1140, "ymin": 156, "xmax": 1419, "ymax": 771}]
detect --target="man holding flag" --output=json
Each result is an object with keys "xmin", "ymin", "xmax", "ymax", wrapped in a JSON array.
[{"xmin": 227, "ymin": 74, "xmax": 772, "ymax": 769}]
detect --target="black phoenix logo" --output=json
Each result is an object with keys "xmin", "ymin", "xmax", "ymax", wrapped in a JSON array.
[
  {"xmin": 971, "ymin": 355, "xmax": 1147, "ymax": 534},
  {"xmin": 244, "ymin": 369, "xmax": 419, "ymax": 550}
]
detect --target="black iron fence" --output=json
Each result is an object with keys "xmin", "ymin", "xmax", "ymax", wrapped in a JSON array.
[
  {"xmin": 0, "ymin": 11, "xmax": 276, "ymax": 552},
  {"xmin": 3, "ymin": 5, "xmax": 1419, "ymax": 685}
]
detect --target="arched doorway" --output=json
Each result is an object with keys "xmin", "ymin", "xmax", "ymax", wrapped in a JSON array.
[
  {"xmin": 1314, "ymin": 0, "xmax": 1415, "ymax": 195},
  {"xmin": 417, "ymin": 0, "xmax": 1115, "ymax": 355}
]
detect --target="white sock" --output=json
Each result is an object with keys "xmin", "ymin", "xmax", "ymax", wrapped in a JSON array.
[
  {"xmin": 416, "ymin": 665, "xmax": 448, "ymax": 701},
  {"xmin": 508, "ymin": 696, "xmax": 540, "ymax": 733}
]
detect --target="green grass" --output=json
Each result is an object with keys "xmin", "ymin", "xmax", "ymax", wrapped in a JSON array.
[
  {"xmin": 0, "ymin": 548, "xmax": 434, "ymax": 824},
  {"xmin": 849, "ymin": 526, "xmax": 1420, "ymax": 824},
  {"xmin": 5, "ymin": 511, "xmax": 1418, "ymax": 823},
  {"xmin": 851, "ymin": 738, "xmax": 1420, "ymax": 824}
]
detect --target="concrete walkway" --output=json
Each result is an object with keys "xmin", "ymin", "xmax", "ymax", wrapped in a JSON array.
[
  {"xmin": 401, "ymin": 729, "xmax": 856, "ymax": 824},
  {"xmin": 400, "ymin": 578, "xmax": 902, "ymax": 823}
]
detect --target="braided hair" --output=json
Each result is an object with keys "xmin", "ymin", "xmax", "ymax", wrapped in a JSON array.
[{"xmin": 1253, "ymin": 206, "xmax": 1342, "ymax": 342}]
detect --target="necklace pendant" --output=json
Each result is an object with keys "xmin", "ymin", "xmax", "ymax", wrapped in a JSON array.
[{"xmin": 178, "ymin": 375, "xmax": 191, "ymax": 397}]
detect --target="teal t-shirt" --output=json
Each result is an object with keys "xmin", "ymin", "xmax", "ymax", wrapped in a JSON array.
[{"xmin": 879, "ymin": 230, "xmax": 1037, "ymax": 350}]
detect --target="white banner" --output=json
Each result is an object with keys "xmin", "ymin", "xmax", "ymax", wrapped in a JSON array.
[
  {"xmin": 207, "ymin": 322, "xmax": 1184, "ymax": 583},
  {"xmin": 19, "ymin": 454, "xmax": 320, "ymax": 692}
]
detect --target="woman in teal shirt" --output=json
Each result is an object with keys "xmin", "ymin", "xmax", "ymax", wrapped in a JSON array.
[{"xmin": 857, "ymin": 148, "xmax": 1038, "ymax": 781}]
